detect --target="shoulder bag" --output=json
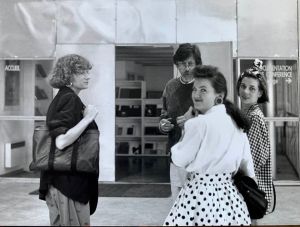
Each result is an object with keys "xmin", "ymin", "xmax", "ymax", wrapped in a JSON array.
[
  {"xmin": 234, "ymin": 173, "xmax": 268, "ymax": 219},
  {"xmin": 29, "ymin": 124, "xmax": 99, "ymax": 174}
]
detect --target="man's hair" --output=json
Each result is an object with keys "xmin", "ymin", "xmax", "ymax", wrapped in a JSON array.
[{"xmin": 173, "ymin": 43, "xmax": 202, "ymax": 65}]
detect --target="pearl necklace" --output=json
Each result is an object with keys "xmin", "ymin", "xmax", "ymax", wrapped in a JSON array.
[{"xmin": 179, "ymin": 76, "xmax": 194, "ymax": 84}]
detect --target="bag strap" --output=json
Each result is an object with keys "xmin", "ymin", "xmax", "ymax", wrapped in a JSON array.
[
  {"xmin": 48, "ymin": 138, "xmax": 56, "ymax": 171},
  {"xmin": 271, "ymin": 182, "xmax": 276, "ymax": 212},
  {"xmin": 48, "ymin": 134, "xmax": 80, "ymax": 172},
  {"xmin": 71, "ymin": 138, "xmax": 80, "ymax": 172}
]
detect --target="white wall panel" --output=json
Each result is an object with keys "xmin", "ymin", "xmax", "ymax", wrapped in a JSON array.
[
  {"xmin": 238, "ymin": 0, "xmax": 298, "ymax": 57},
  {"xmin": 0, "ymin": 0, "xmax": 56, "ymax": 58},
  {"xmin": 176, "ymin": 0, "xmax": 237, "ymax": 56},
  {"xmin": 57, "ymin": 0, "xmax": 116, "ymax": 44},
  {"xmin": 199, "ymin": 42, "xmax": 234, "ymax": 101},
  {"xmin": 116, "ymin": 0, "xmax": 176, "ymax": 43},
  {"xmin": 0, "ymin": 120, "xmax": 33, "ymax": 175},
  {"xmin": 56, "ymin": 44, "xmax": 116, "ymax": 181}
]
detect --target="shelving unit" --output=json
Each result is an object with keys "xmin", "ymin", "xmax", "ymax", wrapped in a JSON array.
[{"xmin": 115, "ymin": 80, "xmax": 168, "ymax": 157}]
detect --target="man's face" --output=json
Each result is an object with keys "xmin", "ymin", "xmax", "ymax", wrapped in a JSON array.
[{"xmin": 176, "ymin": 56, "xmax": 196, "ymax": 78}]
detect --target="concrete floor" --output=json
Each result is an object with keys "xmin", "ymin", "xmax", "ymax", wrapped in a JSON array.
[{"xmin": 1, "ymin": 177, "xmax": 300, "ymax": 226}]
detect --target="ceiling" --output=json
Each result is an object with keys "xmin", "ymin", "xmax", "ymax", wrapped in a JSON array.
[{"xmin": 116, "ymin": 46, "xmax": 174, "ymax": 67}]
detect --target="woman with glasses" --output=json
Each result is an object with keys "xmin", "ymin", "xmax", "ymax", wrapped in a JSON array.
[
  {"xmin": 159, "ymin": 43, "xmax": 202, "ymax": 202},
  {"xmin": 39, "ymin": 54, "xmax": 99, "ymax": 226},
  {"xmin": 236, "ymin": 59, "xmax": 274, "ymax": 218}
]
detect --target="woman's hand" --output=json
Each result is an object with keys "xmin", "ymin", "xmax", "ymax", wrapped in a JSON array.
[
  {"xmin": 83, "ymin": 105, "xmax": 99, "ymax": 123},
  {"xmin": 56, "ymin": 105, "xmax": 98, "ymax": 150}
]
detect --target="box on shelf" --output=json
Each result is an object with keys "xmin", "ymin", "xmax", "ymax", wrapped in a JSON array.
[
  {"xmin": 116, "ymin": 142, "xmax": 129, "ymax": 154},
  {"xmin": 146, "ymin": 90, "xmax": 163, "ymax": 99},
  {"xmin": 116, "ymin": 123, "xmax": 141, "ymax": 136},
  {"xmin": 116, "ymin": 141, "xmax": 142, "ymax": 155},
  {"xmin": 129, "ymin": 141, "xmax": 141, "ymax": 155},
  {"xmin": 144, "ymin": 126, "xmax": 164, "ymax": 135},
  {"xmin": 116, "ymin": 105, "xmax": 141, "ymax": 117},
  {"xmin": 119, "ymin": 88, "xmax": 142, "ymax": 98},
  {"xmin": 116, "ymin": 125, "xmax": 123, "ymax": 135},
  {"xmin": 144, "ymin": 142, "xmax": 168, "ymax": 155},
  {"xmin": 145, "ymin": 104, "xmax": 162, "ymax": 117}
]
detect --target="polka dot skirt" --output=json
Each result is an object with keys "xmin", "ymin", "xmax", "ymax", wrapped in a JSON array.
[{"xmin": 163, "ymin": 172, "xmax": 251, "ymax": 226}]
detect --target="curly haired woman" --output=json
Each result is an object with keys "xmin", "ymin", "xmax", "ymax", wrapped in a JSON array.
[{"xmin": 39, "ymin": 54, "xmax": 99, "ymax": 226}]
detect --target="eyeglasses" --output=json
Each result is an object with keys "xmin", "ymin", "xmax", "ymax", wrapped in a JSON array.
[
  {"xmin": 76, "ymin": 70, "xmax": 90, "ymax": 77},
  {"xmin": 177, "ymin": 61, "xmax": 196, "ymax": 69}
]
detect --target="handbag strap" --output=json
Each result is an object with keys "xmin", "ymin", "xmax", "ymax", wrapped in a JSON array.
[
  {"xmin": 71, "ymin": 138, "xmax": 80, "ymax": 172},
  {"xmin": 271, "ymin": 182, "xmax": 276, "ymax": 212},
  {"xmin": 48, "ymin": 137, "xmax": 79, "ymax": 172},
  {"xmin": 48, "ymin": 138, "xmax": 56, "ymax": 171}
]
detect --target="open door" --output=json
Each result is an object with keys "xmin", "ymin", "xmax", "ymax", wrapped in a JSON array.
[{"xmin": 114, "ymin": 42, "xmax": 233, "ymax": 183}]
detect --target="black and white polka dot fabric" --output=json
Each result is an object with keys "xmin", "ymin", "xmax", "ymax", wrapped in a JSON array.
[{"xmin": 163, "ymin": 173, "xmax": 251, "ymax": 226}]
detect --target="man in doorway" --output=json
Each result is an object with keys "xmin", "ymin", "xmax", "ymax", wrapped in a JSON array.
[{"xmin": 159, "ymin": 43, "xmax": 202, "ymax": 202}]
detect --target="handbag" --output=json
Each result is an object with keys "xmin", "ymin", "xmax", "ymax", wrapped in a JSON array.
[
  {"xmin": 234, "ymin": 173, "xmax": 268, "ymax": 219},
  {"xmin": 29, "ymin": 124, "xmax": 99, "ymax": 174}
]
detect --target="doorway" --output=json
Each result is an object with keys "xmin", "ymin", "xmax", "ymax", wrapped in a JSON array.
[{"xmin": 115, "ymin": 45, "xmax": 173, "ymax": 183}]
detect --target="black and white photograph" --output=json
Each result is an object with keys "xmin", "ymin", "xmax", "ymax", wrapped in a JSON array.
[{"xmin": 0, "ymin": 0, "xmax": 299, "ymax": 226}]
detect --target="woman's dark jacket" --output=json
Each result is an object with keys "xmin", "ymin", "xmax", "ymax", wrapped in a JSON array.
[{"xmin": 39, "ymin": 86, "xmax": 99, "ymax": 215}]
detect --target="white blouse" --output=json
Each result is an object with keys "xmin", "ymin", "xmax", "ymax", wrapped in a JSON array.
[{"xmin": 171, "ymin": 104, "xmax": 255, "ymax": 177}]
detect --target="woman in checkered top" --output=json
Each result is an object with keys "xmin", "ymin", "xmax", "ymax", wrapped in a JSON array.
[{"xmin": 236, "ymin": 59, "xmax": 274, "ymax": 216}]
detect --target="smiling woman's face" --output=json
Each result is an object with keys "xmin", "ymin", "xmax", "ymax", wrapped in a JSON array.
[
  {"xmin": 239, "ymin": 77, "xmax": 262, "ymax": 105},
  {"xmin": 192, "ymin": 78, "xmax": 219, "ymax": 114}
]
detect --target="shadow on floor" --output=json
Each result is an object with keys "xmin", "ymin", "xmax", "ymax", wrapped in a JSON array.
[
  {"xmin": 29, "ymin": 183, "xmax": 171, "ymax": 198},
  {"xmin": 0, "ymin": 170, "xmax": 40, "ymax": 178}
]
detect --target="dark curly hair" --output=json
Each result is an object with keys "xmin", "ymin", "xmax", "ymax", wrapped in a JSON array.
[
  {"xmin": 173, "ymin": 43, "xmax": 202, "ymax": 66},
  {"xmin": 193, "ymin": 65, "xmax": 250, "ymax": 131},
  {"xmin": 236, "ymin": 60, "xmax": 269, "ymax": 104},
  {"xmin": 49, "ymin": 54, "xmax": 92, "ymax": 88}
]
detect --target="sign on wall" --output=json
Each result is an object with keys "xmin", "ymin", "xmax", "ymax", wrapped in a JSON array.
[
  {"xmin": 239, "ymin": 59, "xmax": 298, "ymax": 117},
  {"xmin": 5, "ymin": 60, "xmax": 20, "ymax": 106}
]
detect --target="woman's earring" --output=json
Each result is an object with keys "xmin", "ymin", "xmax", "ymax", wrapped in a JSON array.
[
  {"xmin": 214, "ymin": 96, "xmax": 223, "ymax": 105},
  {"xmin": 66, "ymin": 82, "xmax": 73, "ymax": 87}
]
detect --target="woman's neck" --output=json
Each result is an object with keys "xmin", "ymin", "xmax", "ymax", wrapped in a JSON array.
[
  {"xmin": 69, "ymin": 86, "xmax": 80, "ymax": 95},
  {"xmin": 241, "ymin": 103, "xmax": 257, "ymax": 114}
]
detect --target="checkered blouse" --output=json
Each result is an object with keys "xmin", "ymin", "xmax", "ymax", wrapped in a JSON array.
[{"xmin": 246, "ymin": 104, "xmax": 273, "ymax": 213}]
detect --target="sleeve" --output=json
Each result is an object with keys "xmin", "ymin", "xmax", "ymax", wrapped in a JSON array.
[
  {"xmin": 248, "ymin": 114, "xmax": 271, "ymax": 173},
  {"xmin": 160, "ymin": 85, "xmax": 168, "ymax": 120},
  {"xmin": 171, "ymin": 118, "xmax": 205, "ymax": 168},
  {"xmin": 239, "ymin": 134, "xmax": 256, "ymax": 178},
  {"xmin": 158, "ymin": 86, "xmax": 169, "ymax": 134},
  {"xmin": 47, "ymin": 94, "xmax": 83, "ymax": 139}
]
